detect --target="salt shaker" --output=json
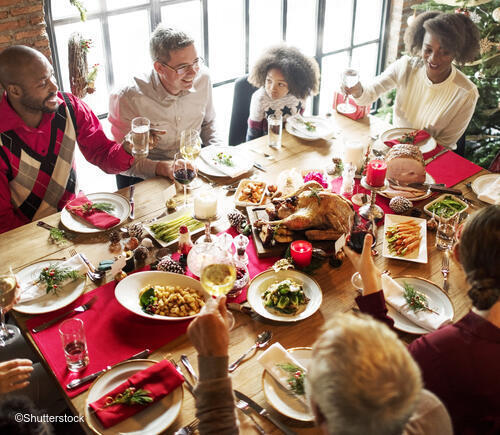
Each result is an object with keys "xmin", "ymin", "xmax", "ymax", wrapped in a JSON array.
[
  {"xmin": 340, "ymin": 162, "xmax": 356, "ymax": 196},
  {"xmin": 234, "ymin": 234, "xmax": 249, "ymax": 265},
  {"xmin": 178, "ymin": 225, "xmax": 193, "ymax": 267}
]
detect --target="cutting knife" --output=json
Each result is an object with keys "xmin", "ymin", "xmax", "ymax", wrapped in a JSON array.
[
  {"xmin": 129, "ymin": 185, "xmax": 135, "ymax": 219},
  {"xmin": 253, "ymin": 162, "xmax": 267, "ymax": 172},
  {"xmin": 234, "ymin": 390, "xmax": 296, "ymax": 435},
  {"xmin": 424, "ymin": 148, "xmax": 448, "ymax": 165},
  {"xmin": 406, "ymin": 182, "xmax": 462, "ymax": 195},
  {"xmin": 67, "ymin": 349, "xmax": 150, "ymax": 389},
  {"xmin": 227, "ymin": 303, "xmax": 253, "ymax": 316}
]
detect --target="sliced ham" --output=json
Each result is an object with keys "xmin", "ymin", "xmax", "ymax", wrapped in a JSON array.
[{"xmin": 386, "ymin": 144, "xmax": 426, "ymax": 184}]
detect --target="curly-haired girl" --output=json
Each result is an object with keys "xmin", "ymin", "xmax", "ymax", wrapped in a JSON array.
[
  {"xmin": 246, "ymin": 45, "xmax": 320, "ymax": 141},
  {"xmin": 344, "ymin": 11, "xmax": 480, "ymax": 148}
]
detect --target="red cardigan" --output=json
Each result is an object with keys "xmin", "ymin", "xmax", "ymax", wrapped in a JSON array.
[{"xmin": 356, "ymin": 291, "xmax": 500, "ymax": 435}]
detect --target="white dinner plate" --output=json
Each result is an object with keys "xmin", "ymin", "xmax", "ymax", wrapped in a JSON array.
[
  {"xmin": 142, "ymin": 206, "xmax": 204, "ymax": 248},
  {"xmin": 196, "ymin": 146, "xmax": 253, "ymax": 177},
  {"xmin": 262, "ymin": 347, "xmax": 314, "ymax": 421},
  {"xmin": 285, "ymin": 115, "xmax": 335, "ymax": 141},
  {"xmin": 247, "ymin": 270, "xmax": 322, "ymax": 322},
  {"xmin": 379, "ymin": 172, "xmax": 436, "ymax": 201},
  {"xmin": 471, "ymin": 174, "xmax": 500, "ymax": 204},
  {"xmin": 85, "ymin": 359, "xmax": 183, "ymax": 435},
  {"xmin": 61, "ymin": 192, "xmax": 130, "ymax": 233},
  {"xmin": 13, "ymin": 260, "xmax": 86, "ymax": 314},
  {"xmin": 380, "ymin": 127, "xmax": 437, "ymax": 154},
  {"xmin": 114, "ymin": 271, "xmax": 209, "ymax": 321},
  {"xmin": 388, "ymin": 276, "xmax": 454, "ymax": 335},
  {"xmin": 383, "ymin": 214, "xmax": 428, "ymax": 264}
]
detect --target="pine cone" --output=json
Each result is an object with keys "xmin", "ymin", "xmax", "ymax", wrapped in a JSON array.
[
  {"xmin": 157, "ymin": 255, "xmax": 185, "ymax": 274},
  {"xmin": 109, "ymin": 230, "xmax": 121, "ymax": 244},
  {"xmin": 389, "ymin": 196, "xmax": 413, "ymax": 214},
  {"xmin": 227, "ymin": 210, "xmax": 247, "ymax": 228},
  {"xmin": 126, "ymin": 223, "xmax": 143, "ymax": 240}
]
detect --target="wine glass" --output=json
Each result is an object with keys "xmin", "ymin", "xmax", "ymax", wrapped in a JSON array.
[
  {"xmin": 180, "ymin": 129, "xmax": 203, "ymax": 189},
  {"xmin": 0, "ymin": 268, "xmax": 20, "ymax": 347},
  {"xmin": 337, "ymin": 68, "xmax": 359, "ymax": 115},
  {"xmin": 199, "ymin": 246, "xmax": 236, "ymax": 329},
  {"xmin": 173, "ymin": 153, "xmax": 197, "ymax": 207}
]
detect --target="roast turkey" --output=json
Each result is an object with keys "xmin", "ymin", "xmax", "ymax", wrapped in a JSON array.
[
  {"xmin": 261, "ymin": 181, "xmax": 355, "ymax": 240},
  {"xmin": 386, "ymin": 144, "xmax": 426, "ymax": 184}
]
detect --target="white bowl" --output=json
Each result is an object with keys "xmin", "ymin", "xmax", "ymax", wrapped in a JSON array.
[
  {"xmin": 234, "ymin": 179, "xmax": 267, "ymax": 207},
  {"xmin": 423, "ymin": 194, "xmax": 468, "ymax": 223},
  {"xmin": 115, "ymin": 271, "xmax": 208, "ymax": 321}
]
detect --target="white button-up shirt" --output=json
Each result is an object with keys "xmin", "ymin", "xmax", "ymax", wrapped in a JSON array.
[{"xmin": 108, "ymin": 67, "xmax": 221, "ymax": 178}]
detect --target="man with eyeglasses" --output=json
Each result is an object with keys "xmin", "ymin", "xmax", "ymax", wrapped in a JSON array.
[{"xmin": 109, "ymin": 25, "xmax": 221, "ymax": 188}]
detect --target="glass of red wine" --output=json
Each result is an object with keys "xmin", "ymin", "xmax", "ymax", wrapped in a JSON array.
[
  {"xmin": 173, "ymin": 152, "xmax": 197, "ymax": 207},
  {"xmin": 347, "ymin": 214, "xmax": 376, "ymax": 254}
]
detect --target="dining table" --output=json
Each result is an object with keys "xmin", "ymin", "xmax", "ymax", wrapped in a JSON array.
[{"xmin": 3, "ymin": 112, "xmax": 490, "ymax": 434}]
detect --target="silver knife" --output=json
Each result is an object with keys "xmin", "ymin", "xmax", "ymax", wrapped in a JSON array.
[
  {"xmin": 234, "ymin": 390, "xmax": 296, "ymax": 435},
  {"xmin": 66, "ymin": 349, "xmax": 150, "ymax": 389},
  {"xmin": 424, "ymin": 148, "xmax": 448, "ymax": 165},
  {"xmin": 227, "ymin": 303, "xmax": 254, "ymax": 316},
  {"xmin": 253, "ymin": 162, "xmax": 267, "ymax": 172},
  {"xmin": 407, "ymin": 182, "xmax": 462, "ymax": 195},
  {"xmin": 129, "ymin": 185, "xmax": 135, "ymax": 219}
]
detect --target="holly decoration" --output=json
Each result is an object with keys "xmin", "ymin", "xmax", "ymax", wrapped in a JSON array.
[
  {"xmin": 38, "ymin": 265, "xmax": 83, "ymax": 295},
  {"xmin": 277, "ymin": 363, "xmax": 306, "ymax": 395},
  {"xmin": 101, "ymin": 387, "xmax": 152, "ymax": 409}
]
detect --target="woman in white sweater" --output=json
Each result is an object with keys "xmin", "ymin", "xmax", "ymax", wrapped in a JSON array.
[{"xmin": 346, "ymin": 12, "xmax": 480, "ymax": 149}]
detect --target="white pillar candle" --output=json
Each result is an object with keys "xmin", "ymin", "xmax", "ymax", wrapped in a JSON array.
[
  {"xmin": 194, "ymin": 191, "xmax": 218, "ymax": 219},
  {"xmin": 343, "ymin": 141, "xmax": 365, "ymax": 171}
]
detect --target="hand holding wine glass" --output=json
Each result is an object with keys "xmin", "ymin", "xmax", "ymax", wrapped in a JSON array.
[
  {"xmin": 0, "ymin": 268, "xmax": 21, "ymax": 347},
  {"xmin": 173, "ymin": 152, "xmax": 197, "ymax": 207},
  {"xmin": 180, "ymin": 129, "xmax": 202, "ymax": 161},
  {"xmin": 338, "ymin": 68, "xmax": 360, "ymax": 115}
]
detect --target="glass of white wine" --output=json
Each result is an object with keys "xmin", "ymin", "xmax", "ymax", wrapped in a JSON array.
[
  {"xmin": 337, "ymin": 68, "xmax": 359, "ymax": 115},
  {"xmin": 0, "ymin": 268, "xmax": 20, "ymax": 347},
  {"xmin": 199, "ymin": 246, "xmax": 236, "ymax": 330},
  {"xmin": 180, "ymin": 129, "xmax": 203, "ymax": 189}
]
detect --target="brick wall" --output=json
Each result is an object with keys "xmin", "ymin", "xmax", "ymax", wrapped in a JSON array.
[
  {"xmin": 0, "ymin": 0, "xmax": 51, "ymax": 60},
  {"xmin": 385, "ymin": 0, "xmax": 423, "ymax": 67}
]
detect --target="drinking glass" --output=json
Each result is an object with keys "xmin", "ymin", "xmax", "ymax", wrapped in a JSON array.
[
  {"xmin": 130, "ymin": 117, "xmax": 150, "ymax": 158},
  {"xmin": 59, "ymin": 318, "xmax": 89, "ymax": 372},
  {"xmin": 337, "ymin": 68, "xmax": 359, "ymax": 115},
  {"xmin": 268, "ymin": 113, "xmax": 283, "ymax": 149},
  {"xmin": 173, "ymin": 153, "xmax": 197, "ymax": 207},
  {"xmin": 351, "ymin": 272, "xmax": 364, "ymax": 294},
  {"xmin": 0, "ymin": 268, "xmax": 20, "ymax": 347},
  {"xmin": 200, "ymin": 246, "xmax": 236, "ymax": 329},
  {"xmin": 436, "ymin": 218, "xmax": 456, "ymax": 251},
  {"xmin": 180, "ymin": 129, "xmax": 203, "ymax": 189}
]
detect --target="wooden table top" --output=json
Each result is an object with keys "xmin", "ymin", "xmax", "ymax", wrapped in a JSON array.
[{"xmin": 5, "ymin": 113, "xmax": 489, "ymax": 434}]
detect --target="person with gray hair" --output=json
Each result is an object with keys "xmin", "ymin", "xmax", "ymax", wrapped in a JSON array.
[
  {"xmin": 186, "ymin": 297, "xmax": 452, "ymax": 434},
  {"xmin": 109, "ymin": 25, "xmax": 221, "ymax": 188}
]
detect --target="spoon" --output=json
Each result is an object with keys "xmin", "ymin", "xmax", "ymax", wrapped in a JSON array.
[{"xmin": 228, "ymin": 330, "xmax": 272, "ymax": 372}]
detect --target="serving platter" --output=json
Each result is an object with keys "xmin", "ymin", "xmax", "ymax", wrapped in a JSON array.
[
  {"xmin": 262, "ymin": 347, "xmax": 314, "ymax": 421},
  {"xmin": 61, "ymin": 192, "xmax": 130, "ymax": 233},
  {"xmin": 382, "ymin": 214, "xmax": 428, "ymax": 264},
  {"xmin": 114, "ymin": 271, "xmax": 209, "ymax": 321},
  {"xmin": 247, "ymin": 269, "xmax": 322, "ymax": 322},
  {"xmin": 85, "ymin": 359, "xmax": 183, "ymax": 435},
  {"xmin": 379, "ymin": 172, "xmax": 436, "ymax": 201},
  {"xmin": 14, "ymin": 260, "xmax": 86, "ymax": 314}
]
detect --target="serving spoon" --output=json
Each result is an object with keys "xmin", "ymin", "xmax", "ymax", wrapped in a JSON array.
[{"xmin": 228, "ymin": 330, "xmax": 272, "ymax": 372}]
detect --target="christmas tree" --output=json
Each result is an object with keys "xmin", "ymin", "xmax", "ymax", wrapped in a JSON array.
[{"xmin": 377, "ymin": 0, "xmax": 499, "ymax": 169}]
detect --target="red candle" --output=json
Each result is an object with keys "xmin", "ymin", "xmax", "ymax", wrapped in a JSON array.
[
  {"xmin": 290, "ymin": 240, "xmax": 313, "ymax": 268},
  {"xmin": 366, "ymin": 160, "xmax": 387, "ymax": 187}
]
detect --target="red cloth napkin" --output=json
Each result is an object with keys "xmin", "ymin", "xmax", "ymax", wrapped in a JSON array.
[
  {"xmin": 426, "ymin": 150, "xmax": 482, "ymax": 187},
  {"xmin": 26, "ymin": 269, "xmax": 191, "ymax": 398},
  {"xmin": 66, "ymin": 193, "xmax": 120, "ymax": 229},
  {"xmin": 88, "ymin": 360, "xmax": 183, "ymax": 429},
  {"xmin": 383, "ymin": 130, "xmax": 431, "ymax": 147},
  {"xmin": 333, "ymin": 92, "xmax": 369, "ymax": 120}
]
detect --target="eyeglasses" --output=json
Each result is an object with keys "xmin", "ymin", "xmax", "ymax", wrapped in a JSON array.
[{"xmin": 158, "ymin": 58, "xmax": 204, "ymax": 75}]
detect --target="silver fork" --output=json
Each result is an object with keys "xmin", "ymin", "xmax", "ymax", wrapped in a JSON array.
[
  {"xmin": 441, "ymin": 251, "xmax": 450, "ymax": 292},
  {"xmin": 174, "ymin": 418, "xmax": 199, "ymax": 435},
  {"xmin": 169, "ymin": 358, "xmax": 195, "ymax": 396},
  {"xmin": 236, "ymin": 399, "xmax": 266, "ymax": 434},
  {"xmin": 69, "ymin": 249, "xmax": 104, "ymax": 282}
]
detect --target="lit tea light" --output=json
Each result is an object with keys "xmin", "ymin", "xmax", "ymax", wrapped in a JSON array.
[
  {"xmin": 194, "ymin": 191, "xmax": 218, "ymax": 219},
  {"xmin": 290, "ymin": 240, "xmax": 313, "ymax": 268},
  {"xmin": 366, "ymin": 159, "xmax": 387, "ymax": 187}
]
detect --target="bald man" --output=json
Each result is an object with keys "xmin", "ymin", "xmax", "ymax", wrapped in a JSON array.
[{"xmin": 0, "ymin": 45, "xmax": 135, "ymax": 234}]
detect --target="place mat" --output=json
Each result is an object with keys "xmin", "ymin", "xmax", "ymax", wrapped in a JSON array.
[
  {"xmin": 333, "ymin": 92, "xmax": 369, "ymax": 120},
  {"xmin": 26, "ymin": 268, "xmax": 190, "ymax": 398},
  {"xmin": 426, "ymin": 149, "xmax": 482, "ymax": 187}
]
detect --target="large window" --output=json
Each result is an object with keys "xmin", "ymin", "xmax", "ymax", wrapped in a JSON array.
[{"xmin": 46, "ymin": 0, "xmax": 389, "ymax": 141}]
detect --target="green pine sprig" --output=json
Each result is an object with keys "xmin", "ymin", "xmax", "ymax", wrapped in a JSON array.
[
  {"xmin": 403, "ymin": 282, "xmax": 437, "ymax": 314},
  {"xmin": 103, "ymin": 387, "xmax": 153, "ymax": 408},
  {"xmin": 48, "ymin": 228, "xmax": 69, "ymax": 245},
  {"xmin": 69, "ymin": 202, "xmax": 115, "ymax": 214},
  {"xmin": 307, "ymin": 187, "xmax": 322, "ymax": 205},
  {"xmin": 38, "ymin": 264, "xmax": 83, "ymax": 295},
  {"xmin": 277, "ymin": 363, "xmax": 305, "ymax": 396}
]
